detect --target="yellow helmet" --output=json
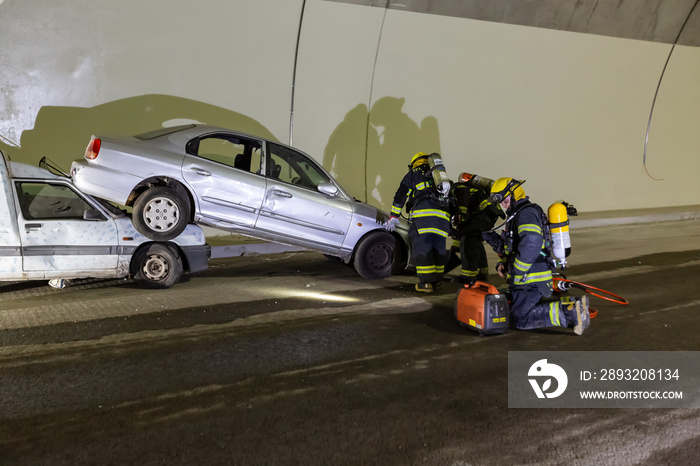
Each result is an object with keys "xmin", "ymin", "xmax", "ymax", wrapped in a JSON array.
[
  {"xmin": 489, "ymin": 177, "xmax": 526, "ymax": 203},
  {"xmin": 410, "ymin": 152, "xmax": 429, "ymax": 169}
]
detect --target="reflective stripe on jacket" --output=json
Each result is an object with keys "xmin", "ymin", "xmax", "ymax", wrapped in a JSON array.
[
  {"xmin": 391, "ymin": 168, "xmax": 450, "ymax": 236},
  {"xmin": 504, "ymin": 199, "xmax": 552, "ymax": 286}
]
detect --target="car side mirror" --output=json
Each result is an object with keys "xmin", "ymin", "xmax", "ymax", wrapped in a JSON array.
[
  {"xmin": 317, "ymin": 183, "xmax": 338, "ymax": 196},
  {"xmin": 83, "ymin": 209, "xmax": 105, "ymax": 221}
]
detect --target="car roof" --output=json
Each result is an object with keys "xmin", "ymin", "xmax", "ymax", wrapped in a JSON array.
[
  {"xmin": 141, "ymin": 124, "xmax": 306, "ymax": 151},
  {"xmin": 9, "ymin": 161, "xmax": 63, "ymax": 180}
]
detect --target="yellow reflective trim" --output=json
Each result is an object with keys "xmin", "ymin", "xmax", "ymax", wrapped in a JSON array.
[
  {"xmin": 549, "ymin": 301, "xmax": 561, "ymax": 326},
  {"xmin": 416, "ymin": 265, "xmax": 437, "ymax": 275},
  {"xmin": 417, "ymin": 228, "xmax": 449, "ymax": 237},
  {"xmin": 460, "ymin": 269, "xmax": 478, "ymax": 278},
  {"xmin": 411, "ymin": 209, "xmax": 450, "ymax": 220},
  {"xmin": 514, "ymin": 258, "xmax": 532, "ymax": 272},
  {"xmin": 515, "ymin": 270, "xmax": 553, "ymax": 284},
  {"xmin": 391, "ymin": 206, "xmax": 402, "ymax": 215},
  {"xmin": 518, "ymin": 224, "xmax": 542, "ymax": 235}
]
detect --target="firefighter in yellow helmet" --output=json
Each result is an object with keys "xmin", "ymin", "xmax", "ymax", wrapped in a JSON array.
[
  {"xmin": 386, "ymin": 152, "xmax": 451, "ymax": 293},
  {"xmin": 483, "ymin": 177, "xmax": 590, "ymax": 335}
]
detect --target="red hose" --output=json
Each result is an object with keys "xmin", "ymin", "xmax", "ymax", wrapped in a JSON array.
[{"xmin": 552, "ymin": 277, "xmax": 629, "ymax": 319}]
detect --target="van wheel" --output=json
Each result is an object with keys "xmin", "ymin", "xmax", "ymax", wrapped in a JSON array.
[
  {"xmin": 353, "ymin": 231, "xmax": 396, "ymax": 280},
  {"xmin": 132, "ymin": 243, "xmax": 183, "ymax": 289},
  {"xmin": 133, "ymin": 186, "xmax": 190, "ymax": 241}
]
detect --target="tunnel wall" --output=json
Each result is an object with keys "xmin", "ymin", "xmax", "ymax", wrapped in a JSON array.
[{"xmin": 0, "ymin": 0, "xmax": 698, "ymax": 213}]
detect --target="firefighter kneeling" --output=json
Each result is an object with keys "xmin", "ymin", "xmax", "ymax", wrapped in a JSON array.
[{"xmin": 482, "ymin": 178, "xmax": 590, "ymax": 335}]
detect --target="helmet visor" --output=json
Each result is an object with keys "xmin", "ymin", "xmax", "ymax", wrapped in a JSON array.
[{"xmin": 487, "ymin": 191, "xmax": 504, "ymax": 205}]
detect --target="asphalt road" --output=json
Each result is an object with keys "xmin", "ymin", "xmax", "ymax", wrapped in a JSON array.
[{"xmin": 1, "ymin": 221, "xmax": 700, "ymax": 465}]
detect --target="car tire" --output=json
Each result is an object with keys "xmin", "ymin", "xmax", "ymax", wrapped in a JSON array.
[
  {"xmin": 133, "ymin": 186, "xmax": 190, "ymax": 241},
  {"xmin": 132, "ymin": 243, "xmax": 183, "ymax": 289},
  {"xmin": 353, "ymin": 231, "xmax": 396, "ymax": 280}
]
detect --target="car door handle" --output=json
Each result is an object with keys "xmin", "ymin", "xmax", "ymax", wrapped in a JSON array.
[
  {"xmin": 190, "ymin": 167, "xmax": 212, "ymax": 176},
  {"xmin": 25, "ymin": 223, "xmax": 42, "ymax": 232},
  {"xmin": 272, "ymin": 189, "xmax": 292, "ymax": 198}
]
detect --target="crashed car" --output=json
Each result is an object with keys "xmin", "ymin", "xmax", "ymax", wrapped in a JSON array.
[
  {"xmin": 0, "ymin": 150, "xmax": 209, "ymax": 289},
  {"xmin": 71, "ymin": 124, "xmax": 410, "ymax": 279}
]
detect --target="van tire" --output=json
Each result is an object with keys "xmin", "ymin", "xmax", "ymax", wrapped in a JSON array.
[
  {"xmin": 133, "ymin": 186, "xmax": 190, "ymax": 241},
  {"xmin": 353, "ymin": 231, "xmax": 396, "ymax": 280},
  {"xmin": 132, "ymin": 243, "xmax": 183, "ymax": 289}
]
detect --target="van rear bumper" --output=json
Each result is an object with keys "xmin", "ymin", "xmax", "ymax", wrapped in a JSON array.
[{"xmin": 181, "ymin": 244, "xmax": 211, "ymax": 274}]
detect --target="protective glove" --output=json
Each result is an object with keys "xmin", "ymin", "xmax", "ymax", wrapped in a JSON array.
[{"xmin": 385, "ymin": 216, "xmax": 400, "ymax": 232}]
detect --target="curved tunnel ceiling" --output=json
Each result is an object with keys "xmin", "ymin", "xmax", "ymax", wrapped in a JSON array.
[{"xmin": 328, "ymin": 0, "xmax": 700, "ymax": 46}]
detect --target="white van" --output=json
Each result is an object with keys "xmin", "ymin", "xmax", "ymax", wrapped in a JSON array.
[{"xmin": 0, "ymin": 150, "xmax": 209, "ymax": 289}]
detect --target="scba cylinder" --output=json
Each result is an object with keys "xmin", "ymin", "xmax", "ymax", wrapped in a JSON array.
[
  {"xmin": 467, "ymin": 175, "xmax": 495, "ymax": 192},
  {"xmin": 548, "ymin": 202, "xmax": 571, "ymax": 268},
  {"xmin": 428, "ymin": 153, "xmax": 451, "ymax": 195}
]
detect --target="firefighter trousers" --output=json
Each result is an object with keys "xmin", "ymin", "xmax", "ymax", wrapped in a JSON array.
[
  {"xmin": 410, "ymin": 227, "xmax": 449, "ymax": 285},
  {"xmin": 459, "ymin": 230, "xmax": 489, "ymax": 281},
  {"xmin": 509, "ymin": 284, "xmax": 577, "ymax": 330}
]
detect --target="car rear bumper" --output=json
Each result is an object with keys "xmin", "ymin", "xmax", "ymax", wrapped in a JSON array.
[{"xmin": 71, "ymin": 160, "xmax": 140, "ymax": 206}]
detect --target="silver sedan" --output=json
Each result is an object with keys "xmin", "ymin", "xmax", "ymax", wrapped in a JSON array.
[{"xmin": 71, "ymin": 124, "xmax": 410, "ymax": 279}]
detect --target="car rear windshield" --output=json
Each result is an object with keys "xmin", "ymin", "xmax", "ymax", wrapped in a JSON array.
[{"xmin": 134, "ymin": 124, "xmax": 196, "ymax": 141}]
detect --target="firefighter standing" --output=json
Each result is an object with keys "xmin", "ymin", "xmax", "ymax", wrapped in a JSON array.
[
  {"xmin": 386, "ymin": 152, "xmax": 451, "ymax": 293},
  {"xmin": 483, "ymin": 177, "xmax": 590, "ymax": 335},
  {"xmin": 450, "ymin": 173, "xmax": 504, "ymax": 284}
]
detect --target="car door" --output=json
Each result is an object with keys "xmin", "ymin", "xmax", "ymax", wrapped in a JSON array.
[
  {"xmin": 256, "ymin": 142, "xmax": 353, "ymax": 251},
  {"xmin": 14, "ymin": 180, "xmax": 120, "ymax": 274},
  {"xmin": 181, "ymin": 133, "xmax": 265, "ymax": 228}
]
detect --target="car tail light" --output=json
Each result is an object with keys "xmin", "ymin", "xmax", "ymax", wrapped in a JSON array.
[{"xmin": 85, "ymin": 138, "xmax": 101, "ymax": 160}]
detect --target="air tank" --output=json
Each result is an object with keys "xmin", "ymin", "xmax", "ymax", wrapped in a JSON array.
[
  {"xmin": 548, "ymin": 202, "xmax": 571, "ymax": 268},
  {"xmin": 427, "ymin": 153, "xmax": 451, "ymax": 196}
]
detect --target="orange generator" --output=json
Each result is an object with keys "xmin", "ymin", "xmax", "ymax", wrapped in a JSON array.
[{"xmin": 455, "ymin": 281, "xmax": 510, "ymax": 335}]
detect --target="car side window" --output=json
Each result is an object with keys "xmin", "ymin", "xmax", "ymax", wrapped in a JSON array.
[
  {"xmin": 267, "ymin": 143, "xmax": 331, "ymax": 190},
  {"xmin": 195, "ymin": 136, "xmax": 262, "ymax": 175},
  {"xmin": 15, "ymin": 182, "xmax": 96, "ymax": 221}
]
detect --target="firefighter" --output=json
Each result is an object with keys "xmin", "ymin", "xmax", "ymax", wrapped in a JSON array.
[
  {"xmin": 449, "ymin": 173, "xmax": 504, "ymax": 284},
  {"xmin": 386, "ymin": 152, "xmax": 451, "ymax": 293},
  {"xmin": 483, "ymin": 177, "xmax": 590, "ymax": 335}
]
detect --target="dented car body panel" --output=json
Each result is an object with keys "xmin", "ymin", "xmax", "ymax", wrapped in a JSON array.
[{"xmin": 0, "ymin": 150, "xmax": 209, "ymax": 283}]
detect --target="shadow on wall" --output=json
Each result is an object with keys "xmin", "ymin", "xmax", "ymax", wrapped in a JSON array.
[
  {"xmin": 0, "ymin": 94, "xmax": 277, "ymax": 170},
  {"xmin": 323, "ymin": 96, "xmax": 440, "ymax": 209}
]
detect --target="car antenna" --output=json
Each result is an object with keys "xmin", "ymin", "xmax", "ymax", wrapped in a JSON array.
[{"xmin": 39, "ymin": 156, "xmax": 70, "ymax": 178}]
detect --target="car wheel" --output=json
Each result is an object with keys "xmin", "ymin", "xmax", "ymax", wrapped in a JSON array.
[
  {"xmin": 353, "ymin": 231, "xmax": 396, "ymax": 280},
  {"xmin": 132, "ymin": 243, "xmax": 183, "ymax": 289},
  {"xmin": 133, "ymin": 186, "xmax": 190, "ymax": 241}
]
